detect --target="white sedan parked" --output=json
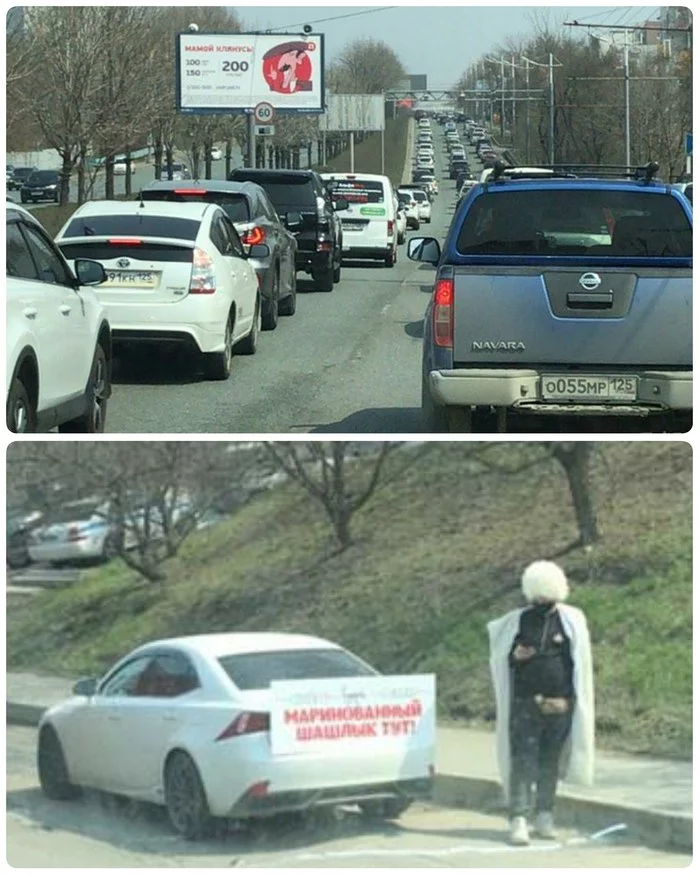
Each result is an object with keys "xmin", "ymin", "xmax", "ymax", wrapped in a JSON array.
[
  {"xmin": 55, "ymin": 201, "xmax": 266, "ymax": 381},
  {"xmin": 37, "ymin": 633, "xmax": 434, "ymax": 839}
]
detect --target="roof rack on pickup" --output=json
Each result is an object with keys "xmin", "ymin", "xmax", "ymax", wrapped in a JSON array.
[{"xmin": 486, "ymin": 159, "xmax": 661, "ymax": 185}]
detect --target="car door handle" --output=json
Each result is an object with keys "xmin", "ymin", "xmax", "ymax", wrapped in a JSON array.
[
  {"xmin": 23, "ymin": 307, "xmax": 37, "ymax": 319},
  {"xmin": 60, "ymin": 305, "xmax": 72, "ymax": 315}
]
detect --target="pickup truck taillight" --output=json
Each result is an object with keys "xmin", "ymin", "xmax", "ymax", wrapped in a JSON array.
[{"xmin": 433, "ymin": 278, "xmax": 454, "ymax": 348}]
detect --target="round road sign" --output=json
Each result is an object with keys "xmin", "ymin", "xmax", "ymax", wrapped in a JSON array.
[{"xmin": 254, "ymin": 102, "xmax": 276, "ymax": 124}]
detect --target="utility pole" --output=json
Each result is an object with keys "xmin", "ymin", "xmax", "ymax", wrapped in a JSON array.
[
  {"xmin": 500, "ymin": 56, "xmax": 506, "ymax": 141},
  {"xmin": 624, "ymin": 30, "xmax": 631, "ymax": 166},
  {"xmin": 511, "ymin": 54, "xmax": 516, "ymax": 145},
  {"xmin": 548, "ymin": 52, "xmax": 555, "ymax": 164},
  {"xmin": 248, "ymin": 112, "xmax": 256, "ymax": 168},
  {"xmin": 525, "ymin": 56, "xmax": 531, "ymax": 163}
]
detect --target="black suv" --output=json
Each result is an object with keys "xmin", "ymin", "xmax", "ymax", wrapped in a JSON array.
[
  {"xmin": 139, "ymin": 180, "xmax": 299, "ymax": 329},
  {"xmin": 229, "ymin": 168, "xmax": 348, "ymax": 292},
  {"xmin": 21, "ymin": 170, "xmax": 61, "ymax": 203},
  {"xmin": 9, "ymin": 166, "xmax": 37, "ymax": 191}
]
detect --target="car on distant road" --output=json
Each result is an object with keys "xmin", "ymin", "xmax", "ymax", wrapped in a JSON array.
[
  {"xmin": 37, "ymin": 632, "xmax": 434, "ymax": 839},
  {"xmin": 8, "ymin": 165, "xmax": 37, "ymax": 191},
  {"xmin": 397, "ymin": 190, "xmax": 420, "ymax": 230},
  {"xmin": 6, "ymin": 203, "xmax": 112, "ymax": 433},
  {"xmin": 6, "ymin": 507, "xmax": 44, "ymax": 569},
  {"xmin": 230, "ymin": 168, "xmax": 347, "ymax": 292},
  {"xmin": 55, "ymin": 200, "xmax": 264, "ymax": 381},
  {"xmin": 140, "ymin": 180, "xmax": 300, "ymax": 330},
  {"xmin": 113, "ymin": 159, "xmax": 136, "ymax": 176},
  {"xmin": 393, "ymin": 190, "xmax": 407, "ymax": 244},
  {"xmin": 400, "ymin": 187, "xmax": 431, "ymax": 224},
  {"xmin": 20, "ymin": 170, "xmax": 61, "ymax": 204},
  {"xmin": 210, "ymin": 147, "xmax": 223, "ymax": 161},
  {"xmin": 410, "ymin": 162, "xmax": 693, "ymax": 432},
  {"xmin": 159, "ymin": 163, "xmax": 192, "ymax": 181}
]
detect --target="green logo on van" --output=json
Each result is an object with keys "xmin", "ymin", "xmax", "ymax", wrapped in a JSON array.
[{"xmin": 359, "ymin": 206, "xmax": 386, "ymax": 216}]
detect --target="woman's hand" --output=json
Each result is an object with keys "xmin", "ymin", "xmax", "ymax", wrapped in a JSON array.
[{"xmin": 513, "ymin": 644, "xmax": 536, "ymax": 662}]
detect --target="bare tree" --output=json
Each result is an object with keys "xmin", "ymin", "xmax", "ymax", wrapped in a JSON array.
[
  {"xmin": 329, "ymin": 38, "xmax": 406, "ymax": 94},
  {"xmin": 262, "ymin": 442, "xmax": 404, "ymax": 550},
  {"xmin": 545, "ymin": 442, "xmax": 600, "ymax": 548}
]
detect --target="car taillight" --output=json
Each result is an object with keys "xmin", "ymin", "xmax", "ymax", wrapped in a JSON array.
[
  {"xmin": 241, "ymin": 226, "xmax": 265, "ymax": 246},
  {"xmin": 216, "ymin": 711, "xmax": 270, "ymax": 741},
  {"xmin": 67, "ymin": 525, "xmax": 86, "ymax": 542},
  {"xmin": 410, "ymin": 201, "xmax": 417, "ymax": 208},
  {"xmin": 189, "ymin": 247, "xmax": 216, "ymax": 294},
  {"xmin": 387, "ymin": 220, "xmax": 394, "ymax": 236},
  {"xmin": 433, "ymin": 277, "xmax": 454, "ymax": 348}
]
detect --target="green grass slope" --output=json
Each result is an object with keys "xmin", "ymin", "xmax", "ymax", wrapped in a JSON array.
[
  {"xmin": 313, "ymin": 117, "xmax": 409, "ymax": 186},
  {"xmin": 7, "ymin": 442, "xmax": 692, "ymax": 759}
]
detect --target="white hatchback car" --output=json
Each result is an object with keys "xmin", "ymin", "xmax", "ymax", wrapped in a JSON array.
[
  {"xmin": 6, "ymin": 203, "xmax": 112, "ymax": 432},
  {"xmin": 402, "ymin": 187, "xmax": 431, "ymax": 224},
  {"xmin": 37, "ymin": 633, "xmax": 434, "ymax": 839},
  {"xmin": 55, "ymin": 201, "xmax": 266, "ymax": 381}
]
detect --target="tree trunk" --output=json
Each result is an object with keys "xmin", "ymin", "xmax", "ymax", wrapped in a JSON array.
[
  {"xmin": 332, "ymin": 507, "xmax": 353, "ymax": 551},
  {"xmin": 225, "ymin": 139, "xmax": 233, "ymax": 178},
  {"xmin": 77, "ymin": 148, "xmax": 87, "ymax": 204},
  {"xmin": 153, "ymin": 137, "xmax": 163, "ymax": 181},
  {"xmin": 550, "ymin": 443, "xmax": 600, "ymax": 546},
  {"xmin": 105, "ymin": 155, "xmax": 115, "ymax": 199},
  {"xmin": 165, "ymin": 145, "xmax": 174, "ymax": 180},
  {"xmin": 125, "ymin": 150, "xmax": 132, "ymax": 196},
  {"xmin": 204, "ymin": 139, "xmax": 213, "ymax": 180},
  {"xmin": 59, "ymin": 150, "xmax": 72, "ymax": 205}
]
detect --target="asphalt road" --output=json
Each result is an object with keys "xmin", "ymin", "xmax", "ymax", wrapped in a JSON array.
[
  {"xmin": 103, "ymin": 155, "xmax": 452, "ymax": 434},
  {"xmin": 6, "ymin": 726, "xmax": 688, "ymax": 868}
]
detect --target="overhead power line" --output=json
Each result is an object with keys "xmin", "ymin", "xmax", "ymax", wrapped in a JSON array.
[
  {"xmin": 565, "ymin": 20, "xmax": 692, "ymax": 33},
  {"xmin": 265, "ymin": 7, "xmax": 398, "ymax": 32}
]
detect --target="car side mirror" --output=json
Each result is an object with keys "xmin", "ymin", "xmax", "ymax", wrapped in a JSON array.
[
  {"xmin": 285, "ymin": 211, "xmax": 302, "ymax": 230},
  {"xmin": 248, "ymin": 243, "xmax": 270, "ymax": 259},
  {"xmin": 407, "ymin": 237, "xmax": 441, "ymax": 265},
  {"xmin": 74, "ymin": 259, "xmax": 107, "ymax": 286},
  {"xmin": 333, "ymin": 197, "xmax": 349, "ymax": 212},
  {"xmin": 73, "ymin": 677, "xmax": 98, "ymax": 697}
]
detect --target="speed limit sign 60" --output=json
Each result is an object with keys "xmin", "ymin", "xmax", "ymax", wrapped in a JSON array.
[{"xmin": 254, "ymin": 102, "xmax": 276, "ymax": 124}]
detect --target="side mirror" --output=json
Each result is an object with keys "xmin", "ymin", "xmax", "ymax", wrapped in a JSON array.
[
  {"xmin": 73, "ymin": 677, "xmax": 98, "ymax": 697},
  {"xmin": 285, "ymin": 211, "xmax": 302, "ymax": 230},
  {"xmin": 333, "ymin": 197, "xmax": 349, "ymax": 212},
  {"xmin": 407, "ymin": 237, "xmax": 441, "ymax": 265},
  {"xmin": 74, "ymin": 259, "xmax": 107, "ymax": 286},
  {"xmin": 248, "ymin": 243, "xmax": 270, "ymax": 259}
]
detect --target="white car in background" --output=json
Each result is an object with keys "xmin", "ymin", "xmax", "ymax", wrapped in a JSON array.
[
  {"xmin": 401, "ymin": 187, "xmax": 431, "ymax": 224},
  {"xmin": 6, "ymin": 203, "xmax": 112, "ymax": 433},
  {"xmin": 415, "ymin": 155, "xmax": 434, "ymax": 173},
  {"xmin": 37, "ymin": 633, "xmax": 434, "ymax": 839},
  {"xmin": 397, "ymin": 190, "xmax": 420, "ymax": 229},
  {"xmin": 54, "ymin": 200, "xmax": 266, "ymax": 381},
  {"xmin": 210, "ymin": 147, "xmax": 223, "ymax": 161},
  {"xmin": 393, "ymin": 191, "xmax": 407, "ymax": 244},
  {"xmin": 113, "ymin": 160, "xmax": 136, "ymax": 176}
]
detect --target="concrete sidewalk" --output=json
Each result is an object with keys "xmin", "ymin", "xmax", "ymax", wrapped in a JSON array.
[{"xmin": 6, "ymin": 672, "xmax": 692, "ymax": 852}]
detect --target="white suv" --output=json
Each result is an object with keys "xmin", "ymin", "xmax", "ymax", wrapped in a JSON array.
[
  {"xmin": 55, "ymin": 200, "xmax": 266, "ymax": 381},
  {"xmin": 6, "ymin": 203, "xmax": 112, "ymax": 433}
]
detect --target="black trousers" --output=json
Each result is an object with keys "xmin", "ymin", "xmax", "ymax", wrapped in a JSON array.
[{"xmin": 509, "ymin": 696, "xmax": 573, "ymax": 819}]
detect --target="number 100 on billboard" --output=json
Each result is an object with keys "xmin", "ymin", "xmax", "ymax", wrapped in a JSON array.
[{"xmin": 177, "ymin": 33, "xmax": 325, "ymax": 114}]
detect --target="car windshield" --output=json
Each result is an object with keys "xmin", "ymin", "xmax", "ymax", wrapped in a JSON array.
[
  {"xmin": 413, "ymin": 191, "xmax": 427, "ymax": 202},
  {"xmin": 62, "ymin": 215, "xmax": 201, "ymax": 240},
  {"xmin": 27, "ymin": 172, "xmax": 58, "ymax": 183},
  {"xmin": 141, "ymin": 191, "xmax": 250, "ymax": 223},
  {"xmin": 325, "ymin": 178, "xmax": 385, "ymax": 205},
  {"xmin": 456, "ymin": 189, "xmax": 693, "ymax": 257},
  {"xmin": 218, "ymin": 648, "xmax": 377, "ymax": 691}
]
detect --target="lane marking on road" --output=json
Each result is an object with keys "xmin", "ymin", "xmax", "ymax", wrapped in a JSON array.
[{"xmin": 241, "ymin": 823, "xmax": 629, "ymax": 865}]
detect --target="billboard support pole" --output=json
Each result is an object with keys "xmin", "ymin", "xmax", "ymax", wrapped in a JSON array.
[
  {"xmin": 248, "ymin": 113, "xmax": 256, "ymax": 168},
  {"xmin": 381, "ymin": 127, "xmax": 385, "ymax": 175},
  {"xmin": 322, "ymin": 131, "xmax": 327, "ymax": 166},
  {"xmin": 350, "ymin": 131, "xmax": 355, "ymax": 173}
]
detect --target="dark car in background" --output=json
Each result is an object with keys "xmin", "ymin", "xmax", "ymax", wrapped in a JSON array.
[
  {"xmin": 8, "ymin": 166, "xmax": 37, "ymax": 191},
  {"xmin": 229, "ymin": 168, "xmax": 348, "ymax": 292},
  {"xmin": 6, "ymin": 508, "xmax": 44, "ymax": 569},
  {"xmin": 140, "ymin": 180, "xmax": 299, "ymax": 329},
  {"xmin": 20, "ymin": 170, "xmax": 61, "ymax": 204}
]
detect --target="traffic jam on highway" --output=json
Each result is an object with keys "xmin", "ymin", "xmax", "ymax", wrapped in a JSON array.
[{"xmin": 6, "ymin": 120, "xmax": 693, "ymax": 434}]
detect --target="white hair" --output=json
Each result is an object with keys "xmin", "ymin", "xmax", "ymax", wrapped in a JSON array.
[{"xmin": 521, "ymin": 560, "xmax": 569, "ymax": 604}]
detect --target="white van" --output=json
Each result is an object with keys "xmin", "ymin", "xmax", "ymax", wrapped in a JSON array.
[{"xmin": 322, "ymin": 173, "xmax": 397, "ymax": 267}]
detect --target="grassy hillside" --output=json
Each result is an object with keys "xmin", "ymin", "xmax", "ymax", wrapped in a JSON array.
[
  {"xmin": 313, "ymin": 116, "xmax": 409, "ymax": 186},
  {"xmin": 7, "ymin": 442, "xmax": 692, "ymax": 759}
]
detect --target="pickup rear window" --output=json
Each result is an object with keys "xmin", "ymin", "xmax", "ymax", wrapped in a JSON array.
[
  {"xmin": 230, "ymin": 173, "xmax": 317, "ymax": 211},
  {"xmin": 456, "ymin": 189, "xmax": 692, "ymax": 257}
]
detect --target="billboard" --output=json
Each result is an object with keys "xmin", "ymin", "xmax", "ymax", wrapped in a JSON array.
[
  {"xmin": 409, "ymin": 74, "xmax": 428, "ymax": 91},
  {"xmin": 270, "ymin": 674, "xmax": 436, "ymax": 757},
  {"xmin": 177, "ymin": 33, "xmax": 324, "ymax": 113},
  {"xmin": 319, "ymin": 94, "xmax": 385, "ymax": 132}
]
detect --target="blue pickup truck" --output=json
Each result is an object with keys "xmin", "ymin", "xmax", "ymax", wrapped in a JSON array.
[{"xmin": 408, "ymin": 163, "xmax": 693, "ymax": 433}]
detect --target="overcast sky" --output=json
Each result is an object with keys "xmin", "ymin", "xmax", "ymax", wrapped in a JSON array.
[{"xmin": 232, "ymin": 4, "xmax": 661, "ymax": 86}]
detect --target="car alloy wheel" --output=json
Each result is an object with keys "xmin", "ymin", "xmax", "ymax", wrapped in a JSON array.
[
  {"xmin": 164, "ymin": 752, "xmax": 214, "ymax": 840},
  {"xmin": 7, "ymin": 376, "xmax": 36, "ymax": 433},
  {"xmin": 261, "ymin": 270, "xmax": 279, "ymax": 331},
  {"xmin": 58, "ymin": 344, "xmax": 108, "ymax": 433}
]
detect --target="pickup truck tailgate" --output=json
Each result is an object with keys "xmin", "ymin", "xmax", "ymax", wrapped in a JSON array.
[{"xmin": 452, "ymin": 265, "xmax": 692, "ymax": 366}]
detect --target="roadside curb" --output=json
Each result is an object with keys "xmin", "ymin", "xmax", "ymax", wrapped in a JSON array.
[
  {"xmin": 7, "ymin": 698, "xmax": 690, "ymax": 853},
  {"xmin": 432, "ymin": 774, "xmax": 692, "ymax": 854}
]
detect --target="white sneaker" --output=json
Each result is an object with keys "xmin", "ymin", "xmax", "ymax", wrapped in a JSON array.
[
  {"xmin": 534, "ymin": 811, "xmax": 556, "ymax": 839},
  {"xmin": 509, "ymin": 816, "xmax": 530, "ymax": 846}
]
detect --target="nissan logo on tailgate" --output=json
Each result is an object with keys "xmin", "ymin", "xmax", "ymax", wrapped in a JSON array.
[
  {"xmin": 578, "ymin": 272, "xmax": 602, "ymax": 290},
  {"xmin": 117, "ymin": 258, "xmax": 131, "ymax": 268}
]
